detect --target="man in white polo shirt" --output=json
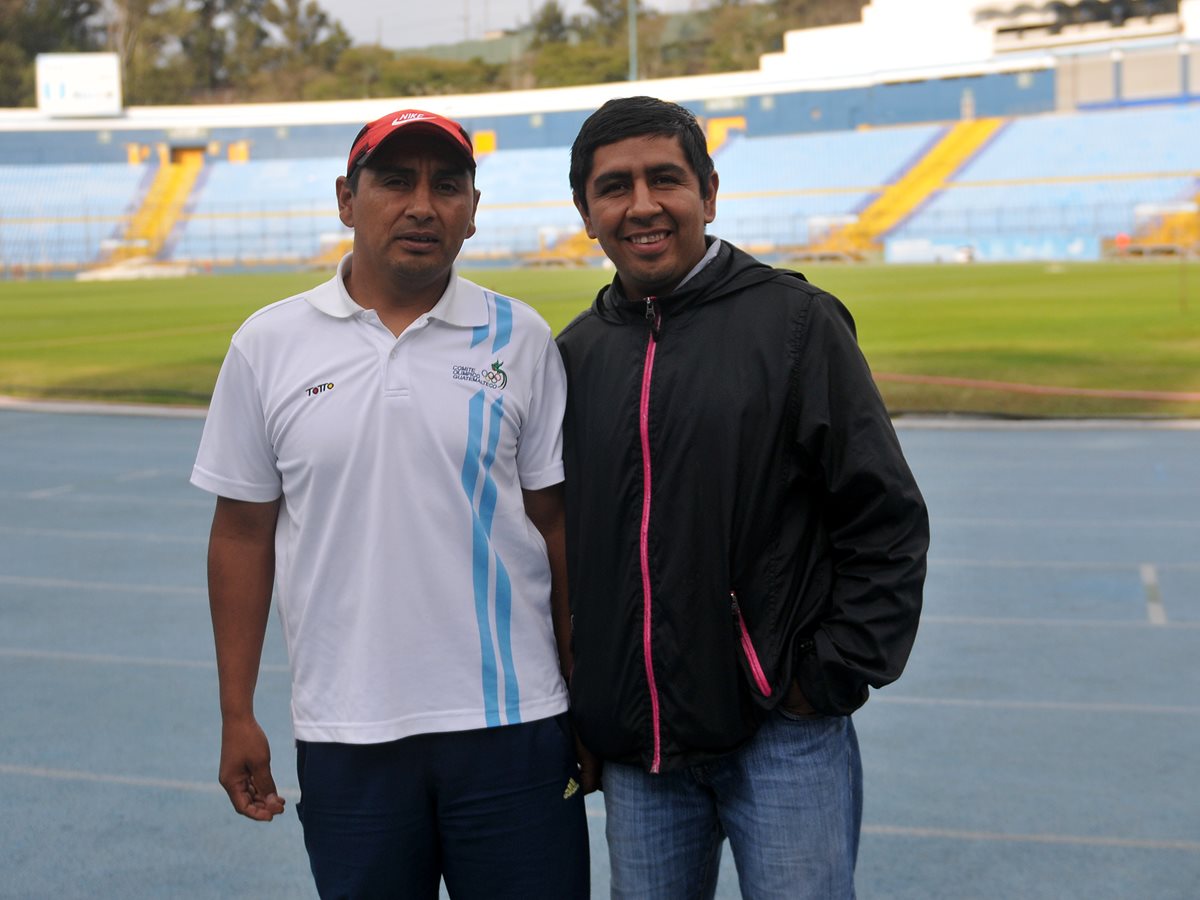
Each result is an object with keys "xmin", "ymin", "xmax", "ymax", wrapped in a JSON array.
[{"xmin": 191, "ymin": 109, "xmax": 589, "ymax": 898}]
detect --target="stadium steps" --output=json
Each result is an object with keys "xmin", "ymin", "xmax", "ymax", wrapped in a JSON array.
[
  {"xmin": 811, "ymin": 117, "xmax": 1007, "ymax": 257},
  {"xmin": 109, "ymin": 150, "xmax": 205, "ymax": 262},
  {"xmin": 1129, "ymin": 191, "xmax": 1200, "ymax": 254},
  {"xmin": 312, "ymin": 236, "xmax": 352, "ymax": 268},
  {"xmin": 521, "ymin": 228, "xmax": 606, "ymax": 267}
]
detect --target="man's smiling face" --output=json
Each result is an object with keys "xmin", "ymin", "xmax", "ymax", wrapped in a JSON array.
[{"xmin": 575, "ymin": 133, "xmax": 717, "ymax": 302}]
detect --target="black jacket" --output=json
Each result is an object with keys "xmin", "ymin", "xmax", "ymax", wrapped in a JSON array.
[{"xmin": 556, "ymin": 238, "xmax": 929, "ymax": 773}]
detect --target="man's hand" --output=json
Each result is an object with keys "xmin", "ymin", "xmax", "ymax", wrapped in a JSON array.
[
  {"xmin": 219, "ymin": 715, "xmax": 285, "ymax": 821},
  {"xmin": 574, "ymin": 733, "xmax": 602, "ymax": 794}
]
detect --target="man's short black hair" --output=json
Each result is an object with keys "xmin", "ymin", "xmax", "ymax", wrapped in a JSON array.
[{"xmin": 569, "ymin": 96, "xmax": 714, "ymax": 212}]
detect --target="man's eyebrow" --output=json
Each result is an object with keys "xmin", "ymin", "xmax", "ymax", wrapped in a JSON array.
[
  {"xmin": 434, "ymin": 167, "xmax": 470, "ymax": 180},
  {"xmin": 373, "ymin": 164, "xmax": 468, "ymax": 180},
  {"xmin": 591, "ymin": 163, "xmax": 689, "ymax": 188},
  {"xmin": 591, "ymin": 168, "xmax": 631, "ymax": 188},
  {"xmin": 647, "ymin": 163, "xmax": 688, "ymax": 177}
]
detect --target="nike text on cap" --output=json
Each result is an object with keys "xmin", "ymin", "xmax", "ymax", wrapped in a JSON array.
[{"xmin": 346, "ymin": 109, "xmax": 476, "ymax": 177}]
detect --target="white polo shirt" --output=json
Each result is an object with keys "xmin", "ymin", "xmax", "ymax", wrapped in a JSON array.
[{"xmin": 192, "ymin": 254, "xmax": 569, "ymax": 744}]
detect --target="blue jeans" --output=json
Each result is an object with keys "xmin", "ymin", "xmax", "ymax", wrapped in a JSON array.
[{"xmin": 603, "ymin": 711, "xmax": 862, "ymax": 900}]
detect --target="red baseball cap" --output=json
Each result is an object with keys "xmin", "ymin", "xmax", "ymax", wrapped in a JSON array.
[{"xmin": 346, "ymin": 109, "xmax": 475, "ymax": 177}]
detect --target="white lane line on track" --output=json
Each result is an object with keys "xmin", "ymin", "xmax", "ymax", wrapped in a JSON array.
[
  {"xmin": 1140, "ymin": 563, "xmax": 1169, "ymax": 625},
  {"xmin": 876, "ymin": 696, "xmax": 1200, "ymax": 716},
  {"xmin": 934, "ymin": 558, "xmax": 1200, "ymax": 571},
  {"xmin": 1, "ymin": 762, "xmax": 1193, "ymax": 848},
  {"xmin": 863, "ymin": 825, "xmax": 1200, "ymax": 852},
  {"xmin": 0, "ymin": 764, "xmax": 301, "ymax": 803},
  {"xmin": 1, "ymin": 491, "xmax": 210, "ymax": 509},
  {"xmin": 0, "ymin": 647, "xmax": 288, "ymax": 672},
  {"xmin": 115, "ymin": 469, "xmax": 163, "ymax": 482},
  {"xmin": 0, "ymin": 524, "xmax": 203, "ymax": 544},
  {"xmin": 24, "ymin": 485, "xmax": 75, "ymax": 499},
  {"xmin": 14, "ymin": 649, "xmax": 1191, "ymax": 715},
  {"xmin": 0, "ymin": 575, "xmax": 204, "ymax": 595},
  {"xmin": 934, "ymin": 517, "xmax": 1200, "ymax": 528},
  {"xmin": 926, "ymin": 485, "xmax": 1200, "ymax": 499},
  {"xmin": 920, "ymin": 615, "xmax": 1200, "ymax": 630},
  {"xmin": 893, "ymin": 416, "xmax": 1200, "ymax": 431}
]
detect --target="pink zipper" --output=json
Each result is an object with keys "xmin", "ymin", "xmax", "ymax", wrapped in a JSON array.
[
  {"xmin": 730, "ymin": 591, "xmax": 773, "ymax": 697},
  {"xmin": 639, "ymin": 300, "xmax": 662, "ymax": 773}
]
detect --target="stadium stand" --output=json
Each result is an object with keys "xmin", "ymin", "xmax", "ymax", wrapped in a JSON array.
[
  {"xmin": 1, "ymin": 0, "xmax": 1197, "ymax": 275},
  {"xmin": 889, "ymin": 103, "xmax": 1200, "ymax": 261},
  {"xmin": 470, "ymin": 147, "xmax": 579, "ymax": 259},
  {"xmin": 0, "ymin": 163, "xmax": 149, "ymax": 273},
  {"xmin": 710, "ymin": 125, "xmax": 947, "ymax": 253},
  {"xmin": 171, "ymin": 157, "xmax": 348, "ymax": 267}
]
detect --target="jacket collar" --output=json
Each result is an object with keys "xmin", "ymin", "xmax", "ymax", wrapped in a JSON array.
[{"xmin": 594, "ymin": 235, "xmax": 784, "ymax": 323}]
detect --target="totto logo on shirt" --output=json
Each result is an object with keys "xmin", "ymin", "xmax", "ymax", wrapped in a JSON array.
[
  {"xmin": 304, "ymin": 382, "xmax": 334, "ymax": 397},
  {"xmin": 452, "ymin": 360, "xmax": 508, "ymax": 390}
]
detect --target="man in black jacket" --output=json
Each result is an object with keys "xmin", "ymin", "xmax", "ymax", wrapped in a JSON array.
[{"xmin": 557, "ymin": 96, "xmax": 930, "ymax": 899}]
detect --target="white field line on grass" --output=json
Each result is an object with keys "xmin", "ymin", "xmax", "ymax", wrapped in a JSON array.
[
  {"xmin": 0, "ymin": 396, "xmax": 207, "ymax": 418},
  {"xmin": 3, "ymin": 400, "xmax": 1199, "ymax": 428}
]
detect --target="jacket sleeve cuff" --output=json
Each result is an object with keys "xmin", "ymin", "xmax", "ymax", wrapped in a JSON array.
[{"xmin": 792, "ymin": 632, "xmax": 870, "ymax": 716}]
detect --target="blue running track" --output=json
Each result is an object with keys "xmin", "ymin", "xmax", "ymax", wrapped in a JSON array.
[{"xmin": 1, "ymin": 404, "xmax": 1197, "ymax": 899}]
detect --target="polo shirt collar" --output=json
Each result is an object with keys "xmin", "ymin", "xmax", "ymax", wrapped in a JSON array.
[{"xmin": 304, "ymin": 252, "xmax": 488, "ymax": 328}]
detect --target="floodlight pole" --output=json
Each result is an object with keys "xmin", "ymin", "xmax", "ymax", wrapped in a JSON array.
[{"xmin": 628, "ymin": 0, "xmax": 638, "ymax": 82}]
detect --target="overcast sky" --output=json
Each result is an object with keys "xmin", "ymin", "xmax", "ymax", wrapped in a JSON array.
[{"xmin": 321, "ymin": 0, "xmax": 716, "ymax": 50}]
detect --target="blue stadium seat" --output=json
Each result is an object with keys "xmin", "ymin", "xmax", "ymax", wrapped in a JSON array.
[
  {"xmin": 471, "ymin": 148, "xmax": 579, "ymax": 256},
  {"xmin": 894, "ymin": 106, "xmax": 1200, "ymax": 258},
  {"xmin": 0, "ymin": 163, "xmax": 146, "ymax": 268},
  {"xmin": 713, "ymin": 125, "xmax": 945, "ymax": 249},
  {"xmin": 5, "ymin": 103, "xmax": 1198, "ymax": 270},
  {"xmin": 171, "ymin": 158, "xmax": 347, "ymax": 264}
]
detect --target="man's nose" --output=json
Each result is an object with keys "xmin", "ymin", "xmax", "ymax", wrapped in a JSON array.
[
  {"xmin": 627, "ymin": 179, "xmax": 661, "ymax": 219},
  {"xmin": 407, "ymin": 182, "xmax": 435, "ymax": 219}
]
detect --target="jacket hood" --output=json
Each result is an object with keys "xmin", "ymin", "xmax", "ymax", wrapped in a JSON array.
[{"xmin": 590, "ymin": 236, "xmax": 804, "ymax": 324}]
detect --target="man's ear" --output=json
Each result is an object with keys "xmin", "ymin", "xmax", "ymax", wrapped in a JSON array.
[
  {"xmin": 335, "ymin": 175, "xmax": 354, "ymax": 228},
  {"xmin": 703, "ymin": 171, "xmax": 719, "ymax": 225},
  {"xmin": 466, "ymin": 187, "xmax": 481, "ymax": 240},
  {"xmin": 573, "ymin": 193, "xmax": 596, "ymax": 239}
]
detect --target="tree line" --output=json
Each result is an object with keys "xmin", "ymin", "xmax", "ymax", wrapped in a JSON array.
[{"xmin": 0, "ymin": 0, "xmax": 867, "ymax": 108}]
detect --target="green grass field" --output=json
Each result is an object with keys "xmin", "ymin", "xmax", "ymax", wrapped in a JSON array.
[{"xmin": 2, "ymin": 260, "xmax": 1198, "ymax": 417}]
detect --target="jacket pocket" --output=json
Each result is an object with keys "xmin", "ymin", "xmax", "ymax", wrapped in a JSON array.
[{"xmin": 730, "ymin": 591, "xmax": 773, "ymax": 698}]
